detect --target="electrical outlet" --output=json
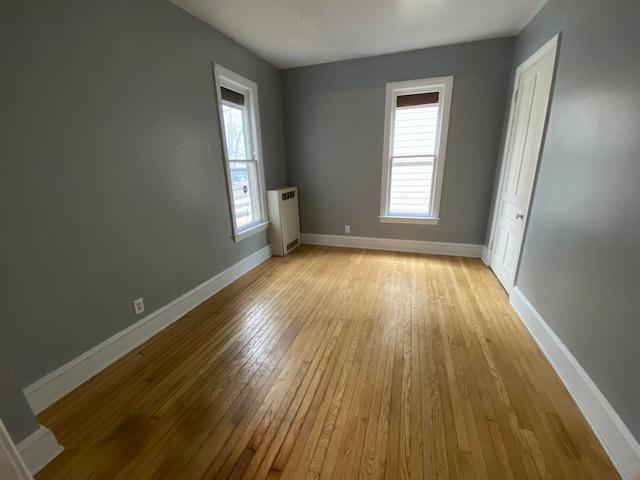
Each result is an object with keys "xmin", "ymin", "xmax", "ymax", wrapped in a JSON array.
[
  {"xmin": 345, "ymin": 225, "xmax": 351, "ymax": 234},
  {"xmin": 133, "ymin": 298, "xmax": 145, "ymax": 315}
]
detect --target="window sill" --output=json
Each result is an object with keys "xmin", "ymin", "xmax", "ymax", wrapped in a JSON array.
[
  {"xmin": 233, "ymin": 221, "xmax": 270, "ymax": 242},
  {"xmin": 379, "ymin": 216, "xmax": 440, "ymax": 225}
]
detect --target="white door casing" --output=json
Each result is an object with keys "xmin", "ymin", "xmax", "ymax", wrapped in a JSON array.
[
  {"xmin": 489, "ymin": 35, "xmax": 559, "ymax": 292},
  {"xmin": 0, "ymin": 420, "xmax": 33, "ymax": 480}
]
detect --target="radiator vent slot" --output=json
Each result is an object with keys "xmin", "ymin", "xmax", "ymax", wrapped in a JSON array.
[
  {"xmin": 286, "ymin": 238, "xmax": 299, "ymax": 252},
  {"xmin": 282, "ymin": 190, "xmax": 296, "ymax": 201}
]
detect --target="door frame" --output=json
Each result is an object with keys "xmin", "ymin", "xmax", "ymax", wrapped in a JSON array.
[
  {"xmin": 487, "ymin": 33, "xmax": 560, "ymax": 291},
  {"xmin": 0, "ymin": 419, "xmax": 33, "ymax": 480}
]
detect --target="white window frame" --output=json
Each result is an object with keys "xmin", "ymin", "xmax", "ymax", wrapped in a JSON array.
[
  {"xmin": 213, "ymin": 64, "xmax": 269, "ymax": 242},
  {"xmin": 379, "ymin": 76, "xmax": 454, "ymax": 225}
]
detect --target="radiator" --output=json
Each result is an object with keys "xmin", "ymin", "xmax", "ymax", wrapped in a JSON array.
[{"xmin": 267, "ymin": 186, "xmax": 301, "ymax": 256}]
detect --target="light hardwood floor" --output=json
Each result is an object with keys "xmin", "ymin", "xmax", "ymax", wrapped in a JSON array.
[{"xmin": 36, "ymin": 245, "xmax": 619, "ymax": 479}]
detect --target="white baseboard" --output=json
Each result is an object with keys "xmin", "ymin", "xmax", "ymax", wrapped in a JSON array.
[
  {"xmin": 301, "ymin": 233, "xmax": 483, "ymax": 258},
  {"xmin": 510, "ymin": 287, "xmax": 640, "ymax": 480},
  {"xmin": 17, "ymin": 425, "xmax": 63, "ymax": 476},
  {"xmin": 24, "ymin": 245, "xmax": 272, "ymax": 415},
  {"xmin": 481, "ymin": 246, "xmax": 491, "ymax": 265}
]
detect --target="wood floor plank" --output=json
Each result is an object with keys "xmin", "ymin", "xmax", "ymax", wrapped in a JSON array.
[
  {"xmin": 141, "ymin": 255, "xmax": 331, "ymax": 479},
  {"xmin": 36, "ymin": 245, "xmax": 620, "ymax": 480}
]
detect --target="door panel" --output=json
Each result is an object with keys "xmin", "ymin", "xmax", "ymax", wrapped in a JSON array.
[{"xmin": 490, "ymin": 41, "xmax": 558, "ymax": 292}]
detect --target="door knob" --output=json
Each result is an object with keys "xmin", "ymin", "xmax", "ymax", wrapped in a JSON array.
[{"xmin": 516, "ymin": 213, "xmax": 524, "ymax": 220}]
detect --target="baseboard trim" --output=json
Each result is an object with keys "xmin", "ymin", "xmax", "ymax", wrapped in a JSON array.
[
  {"xmin": 301, "ymin": 233, "xmax": 483, "ymax": 258},
  {"xmin": 481, "ymin": 246, "xmax": 491, "ymax": 265},
  {"xmin": 510, "ymin": 287, "xmax": 640, "ymax": 480},
  {"xmin": 24, "ymin": 245, "xmax": 272, "ymax": 415},
  {"xmin": 17, "ymin": 425, "xmax": 63, "ymax": 476}
]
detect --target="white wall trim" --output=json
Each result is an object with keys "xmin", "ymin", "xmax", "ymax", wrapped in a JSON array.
[
  {"xmin": 17, "ymin": 426, "xmax": 63, "ymax": 476},
  {"xmin": 302, "ymin": 233, "xmax": 483, "ymax": 258},
  {"xmin": 1, "ymin": 419, "xmax": 33, "ymax": 480},
  {"xmin": 481, "ymin": 246, "xmax": 491, "ymax": 265},
  {"xmin": 24, "ymin": 245, "xmax": 272, "ymax": 415},
  {"xmin": 510, "ymin": 287, "xmax": 640, "ymax": 480},
  {"xmin": 379, "ymin": 216, "xmax": 440, "ymax": 225}
]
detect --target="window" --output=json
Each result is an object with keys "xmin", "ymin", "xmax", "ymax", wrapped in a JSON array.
[
  {"xmin": 214, "ymin": 65, "xmax": 269, "ymax": 241},
  {"xmin": 379, "ymin": 76, "xmax": 454, "ymax": 225}
]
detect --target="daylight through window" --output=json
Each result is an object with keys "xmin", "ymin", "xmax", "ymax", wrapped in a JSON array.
[
  {"xmin": 380, "ymin": 76, "xmax": 454, "ymax": 225},
  {"xmin": 214, "ymin": 66, "xmax": 269, "ymax": 241}
]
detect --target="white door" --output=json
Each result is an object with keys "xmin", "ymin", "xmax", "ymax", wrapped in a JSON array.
[{"xmin": 490, "ymin": 36, "xmax": 559, "ymax": 292}]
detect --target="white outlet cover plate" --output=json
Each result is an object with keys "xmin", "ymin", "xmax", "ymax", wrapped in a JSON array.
[{"xmin": 133, "ymin": 298, "xmax": 145, "ymax": 315}]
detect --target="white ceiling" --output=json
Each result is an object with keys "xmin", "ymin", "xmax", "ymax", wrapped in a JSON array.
[{"xmin": 170, "ymin": 0, "xmax": 547, "ymax": 69}]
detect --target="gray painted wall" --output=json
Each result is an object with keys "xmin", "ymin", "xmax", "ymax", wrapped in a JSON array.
[
  {"xmin": 281, "ymin": 38, "xmax": 515, "ymax": 245},
  {"xmin": 0, "ymin": 0, "xmax": 287, "ymax": 387},
  {"xmin": 0, "ymin": 342, "xmax": 40, "ymax": 444},
  {"xmin": 507, "ymin": 0, "xmax": 640, "ymax": 441}
]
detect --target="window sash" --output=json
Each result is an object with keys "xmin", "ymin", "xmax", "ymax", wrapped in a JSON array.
[
  {"xmin": 386, "ymin": 94, "xmax": 442, "ymax": 218},
  {"xmin": 387, "ymin": 99, "xmax": 441, "ymax": 216},
  {"xmin": 388, "ymin": 155, "xmax": 436, "ymax": 216},
  {"xmin": 391, "ymin": 103, "xmax": 439, "ymax": 157},
  {"xmin": 221, "ymin": 96, "xmax": 261, "ymax": 228},
  {"xmin": 228, "ymin": 159, "xmax": 262, "ymax": 229},
  {"xmin": 221, "ymin": 101, "xmax": 252, "ymax": 162}
]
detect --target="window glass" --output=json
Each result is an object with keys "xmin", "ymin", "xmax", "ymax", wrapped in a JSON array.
[
  {"xmin": 222, "ymin": 103, "xmax": 249, "ymax": 160},
  {"xmin": 388, "ymin": 100, "xmax": 440, "ymax": 215}
]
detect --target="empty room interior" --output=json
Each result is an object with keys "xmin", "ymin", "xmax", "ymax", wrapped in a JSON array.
[{"xmin": 1, "ymin": 0, "xmax": 639, "ymax": 479}]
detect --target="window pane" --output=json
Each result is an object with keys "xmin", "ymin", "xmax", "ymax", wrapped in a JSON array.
[
  {"xmin": 222, "ymin": 103, "xmax": 249, "ymax": 160},
  {"xmin": 388, "ymin": 157, "xmax": 434, "ymax": 215},
  {"xmin": 392, "ymin": 104, "xmax": 439, "ymax": 157},
  {"xmin": 230, "ymin": 161, "xmax": 258, "ymax": 228}
]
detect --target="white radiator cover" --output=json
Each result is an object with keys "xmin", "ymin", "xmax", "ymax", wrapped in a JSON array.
[{"xmin": 267, "ymin": 186, "xmax": 301, "ymax": 256}]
